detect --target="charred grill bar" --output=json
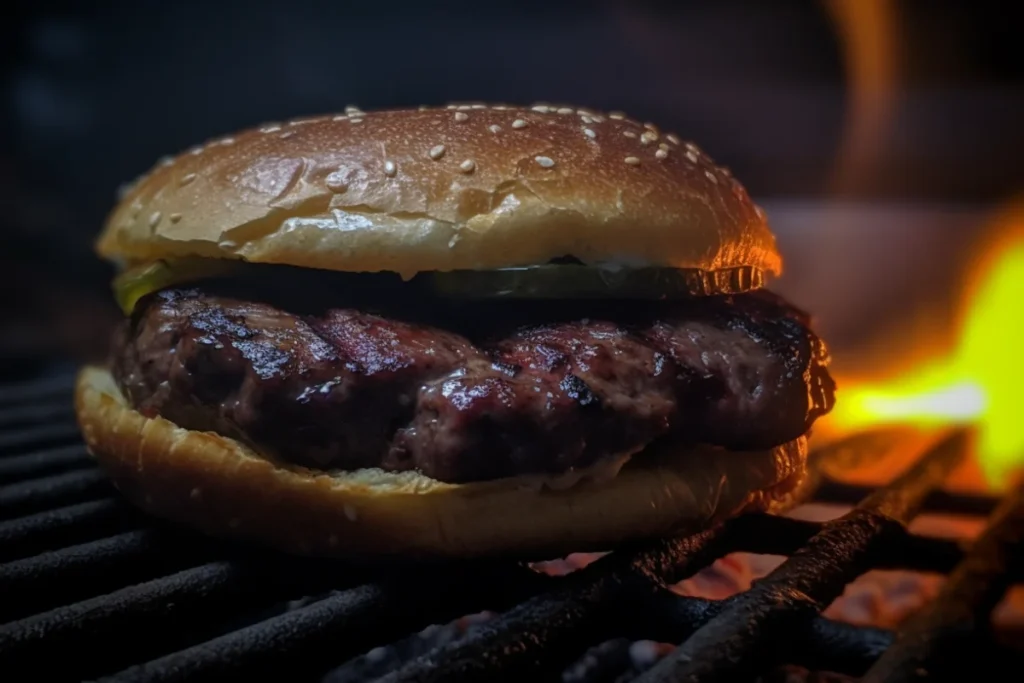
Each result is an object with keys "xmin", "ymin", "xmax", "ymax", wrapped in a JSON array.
[{"xmin": 0, "ymin": 369, "xmax": 1022, "ymax": 682}]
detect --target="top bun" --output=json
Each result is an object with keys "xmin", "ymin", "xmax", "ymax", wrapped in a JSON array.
[{"xmin": 99, "ymin": 103, "xmax": 781, "ymax": 279}]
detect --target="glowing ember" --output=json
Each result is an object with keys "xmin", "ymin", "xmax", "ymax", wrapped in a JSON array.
[{"xmin": 826, "ymin": 221, "xmax": 1024, "ymax": 487}]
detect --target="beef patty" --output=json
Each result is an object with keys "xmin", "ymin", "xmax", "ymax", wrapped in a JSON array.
[{"xmin": 112, "ymin": 288, "xmax": 835, "ymax": 483}]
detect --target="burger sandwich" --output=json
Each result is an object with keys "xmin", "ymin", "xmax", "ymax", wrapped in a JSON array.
[{"xmin": 74, "ymin": 104, "xmax": 837, "ymax": 561}]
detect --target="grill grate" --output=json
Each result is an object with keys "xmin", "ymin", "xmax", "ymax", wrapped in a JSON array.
[{"xmin": 0, "ymin": 368, "xmax": 1021, "ymax": 683}]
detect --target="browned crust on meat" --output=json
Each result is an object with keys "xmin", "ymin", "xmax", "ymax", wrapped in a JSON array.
[{"xmin": 76, "ymin": 365, "xmax": 809, "ymax": 561}]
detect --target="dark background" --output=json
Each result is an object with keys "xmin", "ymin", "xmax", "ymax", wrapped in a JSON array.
[{"xmin": 1, "ymin": 0, "xmax": 1021, "ymax": 377}]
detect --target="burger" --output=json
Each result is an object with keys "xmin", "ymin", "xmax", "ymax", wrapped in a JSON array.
[{"xmin": 74, "ymin": 103, "xmax": 836, "ymax": 562}]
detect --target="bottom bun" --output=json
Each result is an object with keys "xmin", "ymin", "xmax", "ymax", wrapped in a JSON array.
[{"xmin": 75, "ymin": 365, "xmax": 810, "ymax": 562}]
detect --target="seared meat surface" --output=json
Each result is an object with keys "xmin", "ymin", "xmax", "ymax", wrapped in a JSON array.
[{"xmin": 113, "ymin": 288, "xmax": 834, "ymax": 483}]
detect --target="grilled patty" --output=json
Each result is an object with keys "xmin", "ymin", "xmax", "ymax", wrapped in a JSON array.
[{"xmin": 112, "ymin": 288, "xmax": 835, "ymax": 483}]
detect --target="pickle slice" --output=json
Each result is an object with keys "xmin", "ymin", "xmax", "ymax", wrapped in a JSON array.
[
  {"xmin": 112, "ymin": 259, "xmax": 765, "ymax": 314},
  {"xmin": 113, "ymin": 258, "xmax": 243, "ymax": 313},
  {"xmin": 426, "ymin": 265, "xmax": 764, "ymax": 300}
]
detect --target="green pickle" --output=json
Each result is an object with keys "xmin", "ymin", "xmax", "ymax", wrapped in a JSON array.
[
  {"xmin": 112, "ymin": 258, "xmax": 765, "ymax": 313},
  {"xmin": 113, "ymin": 258, "xmax": 243, "ymax": 313},
  {"xmin": 426, "ymin": 264, "xmax": 764, "ymax": 300}
]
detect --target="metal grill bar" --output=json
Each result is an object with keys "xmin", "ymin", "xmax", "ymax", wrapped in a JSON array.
[
  {"xmin": 633, "ymin": 427, "xmax": 972, "ymax": 683},
  {"xmin": 717, "ymin": 514, "xmax": 972, "ymax": 576},
  {"xmin": 0, "ymin": 467, "xmax": 113, "ymax": 518},
  {"xmin": 0, "ymin": 402, "xmax": 74, "ymax": 429},
  {"xmin": 0, "ymin": 423, "xmax": 83, "ymax": 455},
  {"xmin": 0, "ymin": 375, "xmax": 74, "ymax": 408},
  {"xmin": 372, "ymin": 525, "xmax": 765, "ymax": 683},
  {"xmin": 862, "ymin": 481, "xmax": 1024, "ymax": 683},
  {"xmin": 98, "ymin": 565, "xmax": 549, "ymax": 683},
  {"xmin": 0, "ymin": 528, "xmax": 217, "ymax": 621},
  {"xmin": 0, "ymin": 558, "xmax": 360, "ymax": 681},
  {"xmin": 814, "ymin": 480, "xmax": 999, "ymax": 519},
  {"xmin": 0, "ymin": 498, "xmax": 139, "ymax": 562},
  {"xmin": 639, "ymin": 590, "xmax": 894, "ymax": 678},
  {"xmin": 0, "ymin": 444, "xmax": 93, "ymax": 485}
]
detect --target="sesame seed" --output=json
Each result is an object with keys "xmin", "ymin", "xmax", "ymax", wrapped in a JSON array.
[
  {"xmin": 531, "ymin": 105, "xmax": 551, "ymax": 113},
  {"xmin": 169, "ymin": 212, "xmax": 182, "ymax": 222},
  {"xmin": 279, "ymin": 130, "xmax": 296, "ymax": 139},
  {"xmin": 655, "ymin": 149, "xmax": 668, "ymax": 160},
  {"xmin": 580, "ymin": 115, "xmax": 593, "ymax": 124},
  {"xmin": 445, "ymin": 104, "xmax": 459, "ymax": 110},
  {"xmin": 179, "ymin": 173, "xmax": 196, "ymax": 186},
  {"xmin": 624, "ymin": 156, "xmax": 641, "ymax": 166},
  {"xmin": 643, "ymin": 122, "xmax": 659, "ymax": 131},
  {"xmin": 384, "ymin": 160, "xmax": 397, "ymax": 177},
  {"xmin": 260, "ymin": 123, "xmax": 283, "ymax": 132},
  {"xmin": 158, "ymin": 155, "xmax": 174, "ymax": 167},
  {"xmin": 685, "ymin": 150, "xmax": 699, "ymax": 163},
  {"xmin": 623, "ymin": 131, "xmax": 638, "ymax": 139},
  {"xmin": 470, "ymin": 104, "xmax": 487, "ymax": 109},
  {"xmin": 331, "ymin": 115, "xmax": 347, "ymax": 122},
  {"xmin": 188, "ymin": 146, "xmax": 203, "ymax": 155},
  {"xmin": 349, "ymin": 118, "xmax": 364, "ymax": 124},
  {"xmin": 609, "ymin": 111, "xmax": 626, "ymax": 120},
  {"xmin": 659, "ymin": 143, "xmax": 670, "ymax": 150},
  {"xmin": 454, "ymin": 112, "xmax": 469, "ymax": 122},
  {"xmin": 685, "ymin": 142, "xmax": 700, "ymax": 153},
  {"xmin": 705, "ymin": 170, "xmax": 718, "ymax": 183},
  {"xmin": 428, "ymin": 144, "xmax": 446, "ymax": 160},
  {"xmin": 535, "ymin": 155, "xmax": 555, "ymax": 168},
  {"xmin": 218, "ymin": 137, "xmax": 235, "ymax": 145},
  {"xmin": 326, "ymin": 171, "xmax": 348, "ymax": 192},
  {"xmin": 512, "ymin": 119, "xmax": 528, "ymax": 129},
  {"xmin": 148, "ymin": 211, "xmax": 162, "ymax": 228},
  {"xmin": 459, "ymin": 159, "xmax": 476, "ymax": 173},
  {"xmin": 345, "ymin": 105, "xmax": 363, "ymax": 114},
  {"xmin": 492, "ymin": 105, "xmax": 509, "ymax": 110},
  {"xmin": 583, "ymin": 128, "xmax": 596, "ymax": 139},
  {"xmin": 666, "ymin": 134, "xmax": 681, "ymax": 145},
  {"xmin": 590, "ymin": 114, "xmax": 605, "ymax": 122},
  {"xmin": 488, "ymin": 124, "xmax": 501, "ymax": 133},
  {"xmin": 557, "ymin": 107, "xmax": 574, "ymax": 114},
  {"xmin": 417, "ymin": 105, "xmax": 430, "ymax": 111},
  {"xmin": 456, "ymin": 105, "xmax": 473, "ymax": 111},
  {"xmin": 640, "ymin": 131, "xmax": 659, "ymax": 144}
]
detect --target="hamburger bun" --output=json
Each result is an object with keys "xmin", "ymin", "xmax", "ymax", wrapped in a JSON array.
[
  {"xmin": 76, "ymin": 365, "xmax": 809, "ymax": 562},
  {"xmin": 99, "ymin": 104, "xmax": 780, "ymax": 280}
]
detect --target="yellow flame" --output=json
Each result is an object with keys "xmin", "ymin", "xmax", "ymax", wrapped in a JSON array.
[{"xmin": 828, "ymin": 236, "xmax": 1024, "ymax": 487}]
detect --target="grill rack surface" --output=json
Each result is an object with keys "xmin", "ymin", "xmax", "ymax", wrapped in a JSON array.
[{"xmin": 0, "ymin": 370, "xmax": 1022, "ymax": 683}]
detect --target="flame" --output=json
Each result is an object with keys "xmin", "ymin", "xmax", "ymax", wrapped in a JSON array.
[
  {"xmin": 823, "ymin": 0, "xmax": 901, "ymax": 198},
  {"xmin": 826, "ymin": 214, "xmax": 1024, "ymax": 487}
]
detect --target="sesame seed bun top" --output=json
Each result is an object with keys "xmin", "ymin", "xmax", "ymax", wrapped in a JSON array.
[{"xmin": 98, "ymin": 103, "xmax": 782, "ymax": 280}]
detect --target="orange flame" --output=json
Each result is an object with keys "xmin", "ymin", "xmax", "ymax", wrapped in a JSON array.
[
  {"xmin": 823, "ymin": 0, "xmax": 901, "ymax": 198},
  {"xmin": 825, "ymin": 205, "xmax": 1024, "ymax": 488}
]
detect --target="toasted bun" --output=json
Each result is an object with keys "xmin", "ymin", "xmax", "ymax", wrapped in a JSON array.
[
  {"xmin": 76, "ymin": 365, "xmax": 808, "ymax": 562},
  {"xmin": 98, "ymin": 104, "xmax": 781, "ymax": 280}
]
